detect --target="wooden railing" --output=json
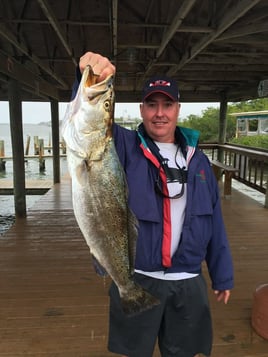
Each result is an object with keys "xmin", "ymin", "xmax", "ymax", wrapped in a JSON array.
[{"xmin": 199, "ymin": 143, "xmax": 268, "ymax": 207}]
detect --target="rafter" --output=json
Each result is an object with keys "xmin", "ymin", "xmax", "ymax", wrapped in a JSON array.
[
  {"xmin": 0, "ymin": 23, "xmax": 68, "ymax": 89},
  {"xmin": 36, "ymin": 0, "xmax": 77, "ymax": 66},
  {"xmin": 167, "ymin": 0, "xmax": 262, "ymax": 75}
]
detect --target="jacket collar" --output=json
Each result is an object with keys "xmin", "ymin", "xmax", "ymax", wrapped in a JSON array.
[{"xmin": 137, "ymin": 123, "xmax": 194, "ymax": 160}]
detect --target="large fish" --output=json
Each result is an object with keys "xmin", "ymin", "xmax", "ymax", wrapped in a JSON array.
[{"xmin": 61, "ymin": 65, "xmax": 159, "ymax": 316}]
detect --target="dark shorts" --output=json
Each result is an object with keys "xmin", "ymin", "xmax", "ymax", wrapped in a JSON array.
[{"xmin": 108, "ymin": 273, "xmax": 212, "ymax": 357}]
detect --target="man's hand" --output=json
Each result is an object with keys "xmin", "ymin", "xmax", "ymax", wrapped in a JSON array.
[
  {"xmin": 79, "ymin": 51, "xmax": 116, "ymax": 82},
  {"xmin": 214, "ymin": 290, "xmax": 231, "ymax": 304}
]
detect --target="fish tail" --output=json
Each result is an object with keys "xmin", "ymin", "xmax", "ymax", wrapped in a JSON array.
[{"xmin": 120, "ymin": 285, "xmax": 160, "ymax": 316}]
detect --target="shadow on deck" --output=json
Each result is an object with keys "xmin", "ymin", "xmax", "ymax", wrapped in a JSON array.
[{"xmin": 0, "ymin": 177, "xmax": 267, "ymax": 356}]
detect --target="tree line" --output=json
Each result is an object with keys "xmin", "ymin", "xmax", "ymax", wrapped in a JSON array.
[{"xmin": 179, "ymin": 98, "xmax": 268, "ymax": 149}]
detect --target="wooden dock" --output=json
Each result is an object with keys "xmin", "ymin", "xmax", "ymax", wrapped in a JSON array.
[
  {"xmin": 0, "ymin": 179, "xmax": 53, "ymax": 195},
  {"xmin": 0, "ymin": 178, "xmax": 268, "ymax": 356}
]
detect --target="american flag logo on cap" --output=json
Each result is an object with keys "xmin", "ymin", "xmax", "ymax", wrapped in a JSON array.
[{"xmin": 149, "ymin": 80, "xmax": 171, "ymax": 87}]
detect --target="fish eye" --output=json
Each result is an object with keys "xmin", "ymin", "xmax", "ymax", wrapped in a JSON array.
[{"xmin": 103, "ymin": 100, "xmax": 110, "ymax": 112}]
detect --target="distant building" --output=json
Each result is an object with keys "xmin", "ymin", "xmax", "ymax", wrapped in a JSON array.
[{"xmin": 231, "ymin": 110, "xmax": 268, "ymax": 137}]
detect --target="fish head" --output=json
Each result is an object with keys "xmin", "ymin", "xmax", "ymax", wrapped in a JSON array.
[
  {"xmin": 82, "ymin": 65, "xmax": 115, "ymax": 137},
  {"xmin": 62, "ymin": 65, "xmax": 115, "ymax": 157}
]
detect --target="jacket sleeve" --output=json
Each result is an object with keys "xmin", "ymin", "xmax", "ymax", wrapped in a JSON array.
[{"xmin": 205, "ymin": 160, "xmax": 234, "ymax": 291}]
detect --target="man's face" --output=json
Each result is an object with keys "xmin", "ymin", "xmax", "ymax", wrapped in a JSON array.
[{"xmin": 140, "ymin": 93, "xmax": 180, "ymax": 143}]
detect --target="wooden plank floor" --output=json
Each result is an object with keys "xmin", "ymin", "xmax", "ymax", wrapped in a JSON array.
[
  {"xmin": 0, "ymin": 178, "xmax": 268, "ymax": 357},
  {"xmin": 0, "ymin": 179, "xmax": 53, "ymax": 188},
  {"xmin": 0, "ymin": 179, "xmax": 53, "ymax": 195}
]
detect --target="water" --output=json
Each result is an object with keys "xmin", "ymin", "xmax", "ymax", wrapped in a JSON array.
[
  {"xmin": 0, "ymin": 123, "xmax": 68, "ymax": 234},
  {"xmin": 0, "ymin": 122, "xmax": 65, "ymax": 155}
]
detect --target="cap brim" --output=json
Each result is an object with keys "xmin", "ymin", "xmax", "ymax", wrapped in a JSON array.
[{"xmin": 143, "ymin": 90, "xmax": 177, "ymax": 102}]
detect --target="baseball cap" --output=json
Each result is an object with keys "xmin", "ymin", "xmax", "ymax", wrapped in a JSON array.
[{"xmin": 141, "ymin": 76, "xmax": 180, "ymax": 102}]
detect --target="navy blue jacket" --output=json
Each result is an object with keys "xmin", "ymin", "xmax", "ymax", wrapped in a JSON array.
[
  {"xmin": 71, "ymin": 72, "xmax": 234, "ymax": 291},
  {"xmin": 114, "ymin": 123, "xmax": 234, "ymax": 291}
]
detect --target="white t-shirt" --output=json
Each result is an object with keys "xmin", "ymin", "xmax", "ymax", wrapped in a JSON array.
[{"xmin": 136, "ymin": 142, "xmax": 198, "ymax": 280}]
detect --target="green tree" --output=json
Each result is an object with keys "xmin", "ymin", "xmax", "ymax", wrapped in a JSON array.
[
  {"xmin": 180, "ymin": 98, "xmax": 268, "ymax": 143},
  {"xmin": 180, "ymin": 108, "xmax": 219, "ymax": 142},
  {"xmin": 229, "ymin": 98, "xmax": 268, "ymax": 113},
  {"xmin": 181, "ymin": 106, "xmax": 235, "ymax": 142}
]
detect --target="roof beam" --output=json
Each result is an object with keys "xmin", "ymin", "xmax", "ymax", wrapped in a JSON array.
[
  {"xmin": 216, "ymin": 21, "xmax": 268, "ymax": 41},
  {"xmin": 156, "ymin": 0, "xmax": 197, "ymax": 59},
  {"xmin": 0, "ymin": 52, "xmax": 59, "ymax": 100},
  {"xmin": 0, "ymin": 23, "xmax": 68, "ymax": 89},
  {"xmin": 167, "ymin": 0, "xmax": 262, "ymax": 76},
  {"xmin": 3, "ymin": 19, "xmax": 214, "ymax": 33},
  {"xmin": 36, "ymin": 0, "xmax": 77, "ymax": 66},
  {"xmin": 110, "ymin": 0, "xmax": 118, "ymax": 61},
  {"xmin": 139, "ymin": 0, "xmax": 197, "ymax": 83},
  {"xmin": 118, "ymin": 43, "xmax": 158, "ymax": 49}
]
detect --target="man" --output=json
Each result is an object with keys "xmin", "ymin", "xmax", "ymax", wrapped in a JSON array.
[{"xmin": 72, "ymin": 52, "xmax": 234, "ymax": 357}]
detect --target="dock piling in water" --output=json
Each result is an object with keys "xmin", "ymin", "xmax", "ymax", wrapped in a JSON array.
[
  {"xmin": 38, "ymin": 138, "xmax": 45, "ymax": 172},
  {"xmin": 0, "ymin": 140, "xmax": 6, "ymax": 171},
  {"xmin": 25, "ymin": 135, "xmax": 31, "ymax": 156}
]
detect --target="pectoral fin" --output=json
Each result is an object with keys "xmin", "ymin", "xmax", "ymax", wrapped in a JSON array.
[{"xmin": 76, "ymin": 159, "xmax": 91, "ymax": 186}]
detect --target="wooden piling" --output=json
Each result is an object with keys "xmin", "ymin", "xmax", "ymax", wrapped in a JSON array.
[
  {"xmin": 0, "ymin": 140, "xmax": 4, "ymax": 157},
  {"xmin": 34, "ymin": 136, "xmax": 39, "ymax": 155},
  {"xmin": 48, "ymin": 133, "xmax": 51, "ymax": 153},
  {"xmin": 25, "ymin": 135, "xmax": 31, "ymax": 155},
  {"xmin": 0, "ymin": 159, "xmax": 5, "ymax": 171},
  {"xmin": 61, "ymin": 139, "xmax": 66, "ymax": 155},
  {"xmin": 38, "ymin": 138, "xmax": 45, "ymax": 172},
  {"xmin": 0, "ymin": 140, "xmax": 6, "ymax": 171},
  {"xmin": 0, "ymin": 140, "xmax": 6, "ymax": 172},
  {"xmin": 8, "ymin": 78, "xmax": 26, "ymax": 218},
  {"xmin": 51, "ymin": 99, "xmax": 60, "ymax": 183}
]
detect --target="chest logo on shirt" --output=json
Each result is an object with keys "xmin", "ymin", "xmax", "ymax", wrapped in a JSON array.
[{"xmin": 196, "ymin": 169, "xmax": 206, "ymax": 183}]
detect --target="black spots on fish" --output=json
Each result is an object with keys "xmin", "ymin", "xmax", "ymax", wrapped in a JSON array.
[{"xmin": 120, "ymin": 284, "xmax": 160, "ymax": 316}]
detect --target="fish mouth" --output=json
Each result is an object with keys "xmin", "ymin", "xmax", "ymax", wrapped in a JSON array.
[
  {"xmin": 83, "ymin": 65, "xmax": 114, "ymax": 101},
  {"xmin": 85, "ymin": 65, "xmax": 99, "ymax": 87}
]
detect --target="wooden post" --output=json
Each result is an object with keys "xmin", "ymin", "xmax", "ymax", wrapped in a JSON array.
[
  {"xmin": 218, "ymin": 93, "xmax": 228, "ymax": 162},
  {"xmin": 8, "ymin": 78, "xmax": 26, "ymax": 218},
  {"xmin": 34, "ymin": 136, "xmax": 39, "ymax": 155},
  {"xmin": 48, "ymin": 133, "xmax": 51, "ymax": 153},
  {"xmin": 38, "ymin": 139, "xmax": 45, "ymax": 172},
  {"xmin": 61, "ymin": 139, "xmax": 66, "ymax": 155},
  {"xmin": 50, "ymin": 99, "xmax": 60, "ymax": 183},
  {"xmin": 0, "ymin": 140, "xmax": 6, "ymax": 171},
  {"xmin": 25, "ymin": 135, "xmax": 31, "ymax": 156},
  {"xmin": 265, "ymin": 188, "xmax": 268, "ymax": 209},
  {"xmin": 0, "ymin": 140, "xmax": 4, "ymax": 157}
]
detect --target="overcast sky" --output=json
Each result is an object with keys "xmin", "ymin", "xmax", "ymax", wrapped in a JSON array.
[{"xmin": 0, "ymin": 101, "xmax": 219, "ymax": 124}]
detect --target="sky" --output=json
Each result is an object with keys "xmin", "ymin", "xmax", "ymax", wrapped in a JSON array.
[{"xmin": 0, "ymin": 100, "xmax": 219, "ymax": 124}]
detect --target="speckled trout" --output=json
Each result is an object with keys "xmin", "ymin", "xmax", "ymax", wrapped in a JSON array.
[{"xmin": 61, "ymin": 65, "xmax": 159, "ymax": 315}]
